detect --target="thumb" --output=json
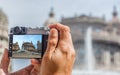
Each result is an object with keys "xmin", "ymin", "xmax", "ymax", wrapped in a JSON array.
[{"xmin": 0, "ymin": 48, "xmax": 10, "ymax": 73}]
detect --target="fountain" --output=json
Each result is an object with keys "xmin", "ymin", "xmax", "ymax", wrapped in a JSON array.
[
  {"xmin": 85, "ymin": 27, "xmax": 94, "ymax": 71},
  {"xmin": 72, "ymin": 27, "xmax": 120, "ymax": 75}
]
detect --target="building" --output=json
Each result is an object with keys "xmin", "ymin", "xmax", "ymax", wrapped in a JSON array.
[
  {"xmin": 12, "ymin": 42, "xmax": 20, "ymax": 51},
  {"xmin": 37, "ymin": 41, "xmax": 42, "ymax": 52},
  {"xmin": 60, "ymin": 6, "xmax": 120, "ymax": 70},
  {"xmin": 0, "ymin": 8, "xmax": 12, "ymax": 72},
  {"xmin": 22, "ymin": 42, "xmax": 36, "ymax": 52},
  {"xmin": 44, "ymin": 6, "xmax": 120, "ymax": 70},
  {"xmin": 44, "ymin": 8, "xmax": 57, "ymax": 27},
  {"xmin": 105, "ymin": 6, "xmax": 120, "ymax": 34},
  {"xmin": 61, "ymin": 14, "xmax": 107, "ymax": 32},
  {"xmin": 0, "ymin": 9, "xmax": 8, "ymax": 61}
]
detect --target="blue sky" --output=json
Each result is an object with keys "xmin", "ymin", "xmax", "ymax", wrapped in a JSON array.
[
  {"xmin": 0, "ymin": 0, "xmax": 120, "ymax": 28},
  {"xmin": 13, "ymin": 35, "xmax": 42, "ymax": 49}
]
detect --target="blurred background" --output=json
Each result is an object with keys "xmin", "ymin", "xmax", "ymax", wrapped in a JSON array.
[{"xmin": 0, "ymin": 0, "xmax": 120, "ymax": 75}]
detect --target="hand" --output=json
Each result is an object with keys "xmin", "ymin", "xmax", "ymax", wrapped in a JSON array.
[
  {"xmin": 0, "ymin": 48, "xmax": 41, "ymax": 75},
  {"xmin": 40, "ymin": 24, "xmax": 76, "ymax": 75}
]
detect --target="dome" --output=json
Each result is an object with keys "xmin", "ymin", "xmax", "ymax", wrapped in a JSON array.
[
  {"xmin": 45, "ymin": 17, "xmax": 57, "ymax": 26},
  {"xmin": 44, "ymin": 8, "xmax": 57, "ymax": 27}
]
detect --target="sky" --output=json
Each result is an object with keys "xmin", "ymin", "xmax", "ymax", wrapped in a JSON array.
[
  {"xmin": 13, "ymin": 35, "xmax": 42, "ymax": 49},
  {"xmin": 0, "ymin": 0, "xmax": 120, "ymax": 29}
]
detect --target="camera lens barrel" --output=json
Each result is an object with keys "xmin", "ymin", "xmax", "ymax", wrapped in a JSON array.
[{"xmin": 12, "ymin": 26, "xmax": 27, "ymax": 34}]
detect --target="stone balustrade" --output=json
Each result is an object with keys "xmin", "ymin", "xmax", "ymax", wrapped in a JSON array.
[{"xmin": 92, "ymin": 30, "xmax": 120, "ymax": 45}]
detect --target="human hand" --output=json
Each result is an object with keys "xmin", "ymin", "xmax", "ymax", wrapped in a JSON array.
[
  {"xmin": 40, "ymin": 23, "xmax": 76, "ymax": 75},
  {"xmin": 0, "ymin": 48, "xmax": 41, "ymax": 75}
]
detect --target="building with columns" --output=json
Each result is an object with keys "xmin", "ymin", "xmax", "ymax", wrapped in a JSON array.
[
  {"xmin": 44, "ymin": 6, "xmax": 120, "ymax": 71},
  {"xmin": 63, "ymin": 6, "xmax": 120, "ymax": 70}
]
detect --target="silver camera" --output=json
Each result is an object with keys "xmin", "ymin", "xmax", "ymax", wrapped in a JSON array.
[{"xmin": 9, "ymin": 26, "xmax": 49, "ymax": 59}]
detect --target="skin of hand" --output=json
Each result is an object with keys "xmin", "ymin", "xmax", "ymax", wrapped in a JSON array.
[
  {"xmin": 0, "ymin": 48, "xmax": 41, "ymax": 75},
  {"xmin": 40, "ymin": 23, "xmax": 76, "ymax": 75}
]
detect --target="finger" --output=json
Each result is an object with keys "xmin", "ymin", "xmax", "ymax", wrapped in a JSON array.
[
  {"xmin": 49, "ymin": 23, "xmax": 71, "ymax": 41},
  {"xmin": 0, "ymin": 48, "xmax": 10, "ymax": 73},
  {"xmin": 49, "ymin": 23, "xmax": 70, "ymax": 32},
  {"xmin": 49, "ymin": 24, "xmax": 74, "ymax": 53},
  {"xmin": 31, "ymin": 65, "xmax": 40, "ymax": 75},
  {"xmin": 45, "ymin": 28, "xmax": 58, "ymax": 57},
  {"xmin": 31, "ymin": 59, "xmax": 41, "ymax": 65},
  {"xmin": 31, "ymin": 59, "xmax": 41, "ymax": 75},
  {"xmin": 0, "ymin": 69, "xmax": 6, "ymax": 75}
]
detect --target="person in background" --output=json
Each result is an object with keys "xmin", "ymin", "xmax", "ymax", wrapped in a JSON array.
[{"xmin": 0, "ymin": 23, "xmax": 76, "ymax": 75}]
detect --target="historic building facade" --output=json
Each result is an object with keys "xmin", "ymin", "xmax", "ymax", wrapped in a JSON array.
[
  {"xmin": 12, "ymin": 42, "xmax": 20, "ymax": 51},
  {"xmin": 22, "ymin": 42, "xmax": 36, "ymax": 51},
  {"xmin": 0, "ymin": 9, "xmax": 12, "ymax": 72},
  {"xmin": 60, "ymin": 6, "xmax": 120, "ymax": 70},
  {"xmin": 12, "ymin": 41, "xmax": 41, "ymax": 52},
  {"xmin": 45, "ymin": 6, "xmax": 120, "ymax": 71},
  {"xmin": 37, "ymin": 41, "xmax": 42, "ymax": 52},
  {"xmin": 0, "ymin": 9, "xmax": 8, "ymax": 61}
]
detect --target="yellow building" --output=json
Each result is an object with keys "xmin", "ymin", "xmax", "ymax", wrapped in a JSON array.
[
  {"xmin": 22, "ymin": 42, "xmax": 36, "ymax": 52},
  {"xmin": 12, "ymin": 42, "xmax": 20, "ymax": 51}
]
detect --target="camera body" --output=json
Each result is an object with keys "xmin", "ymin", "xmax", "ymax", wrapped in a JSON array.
[{"xmin": 9, "ymin": 26, "xmax": 49, "ymax": 59}]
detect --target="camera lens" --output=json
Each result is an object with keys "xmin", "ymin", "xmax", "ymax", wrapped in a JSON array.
[{"xmin": 14, "ymin": 27, "xmax": 21, "ymax": 34}]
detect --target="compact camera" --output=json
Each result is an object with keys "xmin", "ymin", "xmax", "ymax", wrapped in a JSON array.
[{"xmin": 9, "ymin": 26, "xmax": 49, "ymax": 59}]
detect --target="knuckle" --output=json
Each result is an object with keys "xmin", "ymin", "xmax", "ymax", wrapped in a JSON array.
[
  {"xmin": 55, "ymin": 23, "xmax": 71, "ymax": 32},
  {"xmin": 49, "ymin": 39, "xmax": 57, "ymax": 47},
  {"xmin": 64, "ymin": 26, "xmax": 70, "ymax": 32},
  {"xmin": 61, "ymin": 45, "xmax": 70, "ymax": 52},
  {"xmin": 43, "ymin": 55, "xmax": 50, "ymax": 61},
  {"xmin": 50, "ymin": 30, "xmax": 58, "ymax": 38},
  {"xmin": 59, "ymin": 41, "xmax": 70, "ymax": 52},
  {"xmin": 56, "ymin": 23, "xmax": 60, "ymax": 26},
  {"xmin": 56, "ymin": 23, "xmax": 61, "ymax": 27},
  {"xmin": 71, "ymin": 50, "xmax": 76, "ymax": 58},
  {"xmin": 59, "ymin": 41, "xmax": 66, "ymax": 46},
  {"xmin": 51, "ymin": 33, "xmax": 57, "ymax": 39}
]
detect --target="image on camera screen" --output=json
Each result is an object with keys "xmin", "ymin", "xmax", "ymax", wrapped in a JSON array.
[{"xmin": 12, "ymin": 35, "xmax": 42, "ymax": 58}]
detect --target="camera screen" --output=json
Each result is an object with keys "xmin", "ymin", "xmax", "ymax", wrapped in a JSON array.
[{"xmin": 12, "ymin": 35, "xmax": 42, "ymax": 58}]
